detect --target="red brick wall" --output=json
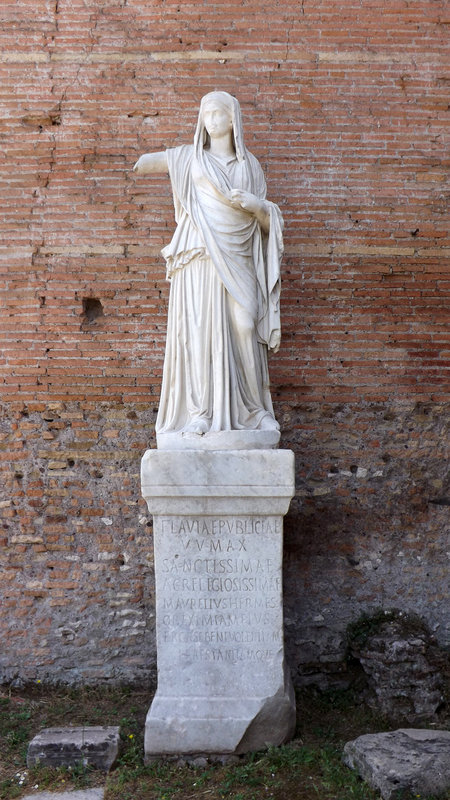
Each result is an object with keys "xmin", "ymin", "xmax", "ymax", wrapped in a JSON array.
[{"xmin": 1, "ymin": 0, "xmax": 449, "ymax": 685}]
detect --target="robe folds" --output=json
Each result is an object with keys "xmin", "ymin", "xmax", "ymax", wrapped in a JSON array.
[{"xmin": 155, "ymin": 144, "xmax": 284, "ymax": 435}]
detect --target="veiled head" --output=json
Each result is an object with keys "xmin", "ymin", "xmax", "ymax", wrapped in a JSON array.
[
  {"xmin": 201, "ymin": 91, "xmax": 234, "ymax": 116},
  {"xmin": 194, "ymin": 91, "xmax": 246, "ymax": 162},
  {"xmin": 202, "ymin": 97, "xmax": 233, "ymax": 140}
]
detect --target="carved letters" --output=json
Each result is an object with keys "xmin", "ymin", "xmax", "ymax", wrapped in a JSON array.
[{"xmin": 154, "ymin": 515, "xmax": 282, "ymax": 666}]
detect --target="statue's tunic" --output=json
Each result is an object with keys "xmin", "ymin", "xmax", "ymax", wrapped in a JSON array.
[{"xmin": 155, "ymin": 144, "xmax": 283, "ymax": 435}]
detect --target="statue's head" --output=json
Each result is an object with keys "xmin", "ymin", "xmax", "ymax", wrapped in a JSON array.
[
  {"xmin": 194, "ymin": 91, "xmax": 245, "ymax": 161},
  {"xmin": 201, "ymin": 94, "xmax": 234, "ymax": 141}
]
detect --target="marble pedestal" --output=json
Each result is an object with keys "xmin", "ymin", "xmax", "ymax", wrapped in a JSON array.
[{"xmin": 141, "ymin": 448, "xmax": 296, "ymax": 759}]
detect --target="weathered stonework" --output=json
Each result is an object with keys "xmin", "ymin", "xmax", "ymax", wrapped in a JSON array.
[
  {"xmin": 343, "ymin": 729, "xmax": 450, "ymax": 800},
  {"xmin": 0, "ymin": 401, "xmax": 157, "ymax": 687},
  {"xmin": 0, "ymin": 399, "xmax": 449, "ymax": 688},
  {"xmin": 27, "ymin": 726, "xmax": 120, "ymax": 771},
  {"xmin": 141, "ymin": 449, "xmax": 296, "ymax": 757},
  {"xmin": 282, "ymin": 401, "xmax": 450, "ymax": 687},
  {"xmin": 348, "ymin": 613, "xmax": 444, "ymax": 721}
]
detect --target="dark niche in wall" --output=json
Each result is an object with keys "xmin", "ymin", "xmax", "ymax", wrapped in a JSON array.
[{"xmin": 82, "ymin": 297, "xmax": 104, "ymax": 324}]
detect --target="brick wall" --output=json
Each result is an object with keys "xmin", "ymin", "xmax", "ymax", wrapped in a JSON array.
[{"xmin": 1, "ymin": 0, "xmax": 448, "ymax": 686}]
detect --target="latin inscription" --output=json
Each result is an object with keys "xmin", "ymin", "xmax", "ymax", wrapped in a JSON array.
[
  {"xmin": 161, "ymin": 575, "xmax": 281, "ymax": 593},
  {"xmin": 155, "ymin": 515, "xmax": 282, "ymax": 667},
  {"xmin": 160, "ymin": 517, "xmax": 281, "ymax": 536}
]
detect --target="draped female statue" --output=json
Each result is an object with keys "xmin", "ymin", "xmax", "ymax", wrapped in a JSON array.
[{"xmin": 133, "ymin": 91, "xmax": 284, "ymax": 449}]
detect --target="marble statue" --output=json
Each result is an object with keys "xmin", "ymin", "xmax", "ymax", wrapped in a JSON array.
[
  {"xmin": 133, "ymin": 91, "xmax": 284, "ymax": 448},
  {"xmin": 138, "ymin": 94, "xmax": 295, "ymax": 757}
]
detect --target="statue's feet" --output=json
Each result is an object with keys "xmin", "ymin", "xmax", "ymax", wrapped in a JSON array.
[
  {"xmin": 183, "ymin": 418, "xmax": 209, "ymax": 435},
  {"xmin": 258, "ymin": 414, "xmax": 280, "ymax": 432}
]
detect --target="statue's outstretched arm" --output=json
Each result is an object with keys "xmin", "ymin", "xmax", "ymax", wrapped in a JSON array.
[{"xmin": 133, "ymin": 151, "xmax": 168, "ymax": 175}]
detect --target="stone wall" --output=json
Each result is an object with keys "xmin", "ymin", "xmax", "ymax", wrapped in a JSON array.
[{"xmin": 1, "ymin": 0, "xmax": 448, "ymax": 686}]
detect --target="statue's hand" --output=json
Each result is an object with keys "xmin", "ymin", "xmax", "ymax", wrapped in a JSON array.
[
  {"xmin": 269, "ymin": 330, "xmax": 281, "ymax": 353},
  {"xmin": 230, "ymin": 190, "xmax": 270, "ymax": 232},
  {"xmin": 230, "ymin": 189, "xmax": 264, "ymax": 216}
]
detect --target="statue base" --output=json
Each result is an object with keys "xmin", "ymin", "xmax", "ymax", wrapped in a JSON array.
[
  {"xmin": 141, "ymin": 448, "xmax": 296, "ymax": 758},
  {"xmin": 156, "ymin": 429, "xmax": 280, "ymax": 451}
]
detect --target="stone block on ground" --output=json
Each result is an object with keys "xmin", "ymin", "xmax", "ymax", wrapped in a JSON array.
[
  {"xmin": 21, "ymin": 790, "xmax": 104, "ymax": 800},
  {"xmin": 343, "ymin": 728, "xmax": 450, "ymax": 799},
  {"xmin": 27, "ymin": 727, "xmax": 120, "ymax": 772}
]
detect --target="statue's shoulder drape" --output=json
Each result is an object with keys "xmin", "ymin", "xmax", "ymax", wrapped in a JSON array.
[{"xmin": 162, "ymin": 144, "xmax": 283, "ymax": 352}]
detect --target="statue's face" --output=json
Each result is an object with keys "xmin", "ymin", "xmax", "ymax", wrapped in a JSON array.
[{"xmin": 202, "ymin": 103, "xmax": 233, "ymax": 139}]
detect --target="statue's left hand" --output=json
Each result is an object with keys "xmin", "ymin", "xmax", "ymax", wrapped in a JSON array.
[
  {"xmin": 230, "ymin": 190, "xmax": 270, "ymax": 232},
  {"xmin": 229, "ymin": 189, "xmax": 264, "ymax": 216}
]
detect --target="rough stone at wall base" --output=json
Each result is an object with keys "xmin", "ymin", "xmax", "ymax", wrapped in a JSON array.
[
  {"xmin": 27, "ymin": 727, "xmax": 120, "ymax": 772},
  {"xmin": 349, "ymin": 615, "xmax": 444, "ymax": 722},
  {"xmin": 343, "ymin": 728, "xmax": 450, "ymax": 800}
]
